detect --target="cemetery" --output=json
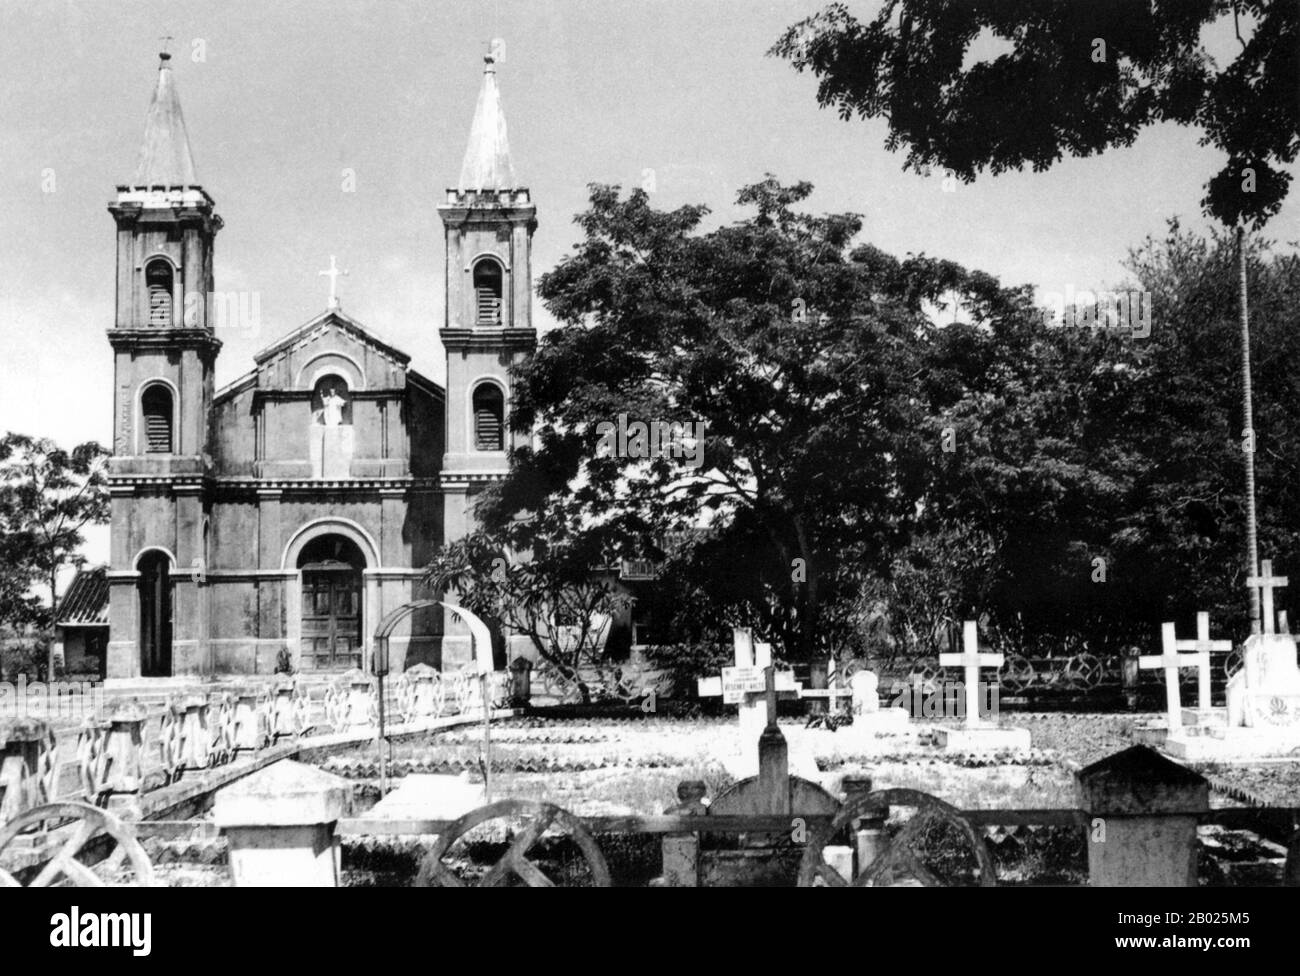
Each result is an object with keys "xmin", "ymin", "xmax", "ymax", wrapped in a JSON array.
[
  {"xmin": 2, "ymin": 4, "xmax": 1298, "ymax": 904},
  {"xmin": 4, "ymin": 604, "xmax": 1300, "ymax": 887}
]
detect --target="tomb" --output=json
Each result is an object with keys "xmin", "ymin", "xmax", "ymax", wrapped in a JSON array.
[{"xmin": 933, "ymin": 621, "xmax": 1031, "ymax": 752}]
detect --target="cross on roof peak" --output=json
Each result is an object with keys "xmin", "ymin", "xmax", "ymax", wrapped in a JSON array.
[{"xmin": 319, "ymin": 255, "xmax": 349, "ymax": 310}]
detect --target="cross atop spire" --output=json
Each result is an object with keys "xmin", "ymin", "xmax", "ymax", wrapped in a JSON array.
[
  {"xmin": 131, "ymin": 49, "xmax": 198, "ymax": 188},
  {"xmin": 456, "ymin": 48, "xmax": 518, "ymax": 192}
]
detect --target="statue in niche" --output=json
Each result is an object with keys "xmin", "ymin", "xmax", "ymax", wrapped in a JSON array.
[
  {"xmin": 310, "ymin": 375, "xmax": 354, "ymax": 478},
  {"xmin": 312, "ymin": 377, "xmax": 351, "ymax": 426}
]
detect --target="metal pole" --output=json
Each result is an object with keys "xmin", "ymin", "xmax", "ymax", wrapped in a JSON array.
[
  {"xmin": 481, "ymin": 673, "xmax": 492, "ymax": 802},
  {"xmin": 376, "ymin": 670, "xmax": 387, "ymax": 796},
  {"xmin": 1238, "ymin": 223, "xmax": 1261, "ymax": 634}
]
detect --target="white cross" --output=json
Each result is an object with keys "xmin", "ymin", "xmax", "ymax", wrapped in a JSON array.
[
  {"xmin": 1247, "ymin": 559, "xmax": 1288, "ymax": 635},
  {"xmin": 1174, "ymin": 612, "xmax": 1232, "ymax": 711},
  {"xmin": 938, "ymin": 621, "xmax": 1002, "ymax": 726},
  {"xmin": 1141, "ymin": 622, "xmax": 1206, "ymax": 730},
  {"xmin": 319, "ymin": 255, "xmax": 348, "ymax": 310}
]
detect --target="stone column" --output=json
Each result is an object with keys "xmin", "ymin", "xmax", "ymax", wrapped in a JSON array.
[
  {"xmin": 1076, "ymin": 745, "xmax": 1208, "ymax": 887},
  {"xmin": 660, "ymin": 780, "xmax": 707, "ymax": 887},
  {"xmin": 214, "ymin": 760, "xmax": 352, "ymax": 887}
]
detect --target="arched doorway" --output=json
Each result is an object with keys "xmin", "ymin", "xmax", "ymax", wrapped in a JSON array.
[
  {"xmin": 137, "ymin": 550, "xmax": 173, "ymax": 677},
  {"xmin": 298, "ymin": 535, "xmax": 365, "ymax": 671}
]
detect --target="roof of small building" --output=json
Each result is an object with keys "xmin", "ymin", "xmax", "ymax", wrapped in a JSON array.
[{"xmin": 56, "ymin": 566, "xmax": 109, "ymax": 627}]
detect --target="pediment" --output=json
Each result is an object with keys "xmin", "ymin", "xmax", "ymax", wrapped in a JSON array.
[{"xmin": 253, "ymin": 309, "xmax": 411, "ymax": 392}]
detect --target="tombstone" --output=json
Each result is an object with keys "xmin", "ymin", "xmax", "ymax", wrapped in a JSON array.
[
  {"xmin": 1140, "ymin": 621, "xmax": 1219, "ymax": 733},
  {"xmin": 697, "ymin": 629, "xmax": 810, "ymax": 777},
  {"xmin": 1163, "ymin": 564, "xmax": 1300, "ymax": 760},
  {"xmin": 934, "ymin": 621, "xmax": 1031, "ymax": 752},
  {"xmin": 847, "ymin": 668, "xmax": 908, "ymax": 735},
  {"xmin": 680, "ymin": 667, "xmax": 842, "ymax": 886},
  {"xmin": 366, "ymin": 772, "xmax": 485, "ymax": 822},
  {"xmin": 214, "ymin": 760, "xmax": 352, "ymax": 887}
]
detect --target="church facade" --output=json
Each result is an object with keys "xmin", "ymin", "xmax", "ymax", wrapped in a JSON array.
[{"xmin": 103, "ymin": 51, "xmax": 534, "ymax": 680}]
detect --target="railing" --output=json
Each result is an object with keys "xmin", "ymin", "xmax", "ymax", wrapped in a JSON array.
[{"xmin": 0, "ymin": 666, "xmax": 515, "ymax": 829}]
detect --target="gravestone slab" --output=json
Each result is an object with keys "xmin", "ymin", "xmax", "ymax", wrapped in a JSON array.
[{"xmin": 366, "ymin": 773, "xmax": 486, "ymax": 822}]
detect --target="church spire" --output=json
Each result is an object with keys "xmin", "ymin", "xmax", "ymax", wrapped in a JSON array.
[
  {"xmin": 457, "ymin": 50, "xmax": 517, "ymax": 192},
  {"xmin": 131, "ymin": 51, "xmax": 198, "ymax": 188}
]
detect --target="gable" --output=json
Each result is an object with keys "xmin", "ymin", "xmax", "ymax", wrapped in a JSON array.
[{"xmin": 252, "ymin": 310, "xmax": 412, "ymax": 393}]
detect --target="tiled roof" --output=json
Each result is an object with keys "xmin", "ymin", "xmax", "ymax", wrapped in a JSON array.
[{"xmin": 56, "ymin": 566, "xmax": 109, "ymax": 627}]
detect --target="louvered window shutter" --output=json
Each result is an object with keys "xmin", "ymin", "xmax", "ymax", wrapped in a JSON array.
[
  {"xmin": 476, "ymin": 286, "xmax": 501, "ymax": 325},
  {"xmin": 142, "ymin": 387, "xmax": 173, "ymax": 453},
  {"xmin": 149, "ymin": 283, "xmax": 172, "ymax": 326},
  {"xmin": 475, "ymin": 406, "xmax": 503, "ymax": 450}
]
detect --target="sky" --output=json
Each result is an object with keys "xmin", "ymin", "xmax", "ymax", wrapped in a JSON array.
[{"xmin": 1, "ymin": 0, "xmax": 1296, "ymax": 570}]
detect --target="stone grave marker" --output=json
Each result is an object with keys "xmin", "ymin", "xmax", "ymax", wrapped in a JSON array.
[
  {"xmin": 1161, "ymin": 561, "xmax": 1300, "ymax": 760},
  {"xmin": 934, "ymin": 620, "xmax": 1031, "ymax": 752},
  {"xmin": 1140, "ymin": 622, "xmax": 1213, "ymax": 732}
]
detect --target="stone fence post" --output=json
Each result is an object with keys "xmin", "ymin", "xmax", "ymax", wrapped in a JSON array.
[
  {"xmin": 214, "ymin": 760, "xmax": 352, "ymax": 887},
  {"xmin": 0, "ymin": 718, "xmax": 56, "ymax": 824},
  {"xmin": 659, "ymin": 780, "xmax": 707, "ymax": 887},
  {"xmin": 1076, "ymin": 745, "xmax": 1208, "ymax": 887},
  {"xmin": 1121, "ymin": 646, "xmax": 1141, "ymax": 710}
]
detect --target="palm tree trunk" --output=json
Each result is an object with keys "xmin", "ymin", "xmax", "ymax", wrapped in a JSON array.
[{"xmin": 1238, "ymin": 224, "xmax": 1261, "ymax": 634}]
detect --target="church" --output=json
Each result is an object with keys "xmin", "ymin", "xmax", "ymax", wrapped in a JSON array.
[{"xmin": 100, "ymin": 50, "xmax": 536, "ymax": 681}]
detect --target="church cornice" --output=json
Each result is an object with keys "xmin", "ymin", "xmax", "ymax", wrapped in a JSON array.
[
  {"xmin": 108, "ymin": 328, "xmax": 222, "ymax": 353},
  {"xmin": 106, "ymin": 475, "xmax": 444, "ymax": 495},
  {"xmin": 214, "ymin": 477, "xmax": 443, "ymax": 493},
  {"xmin": 439, "ymin": 327, "xmax": 536, "ymax": 351}
]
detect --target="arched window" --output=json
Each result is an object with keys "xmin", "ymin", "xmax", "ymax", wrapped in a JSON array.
[
  {"xmin": 145, "ymin": 260, "xmax": 174, "ymax": 327},
  {"xmin": 472, "ymin": 383, "xmax": 505, "ymax": 451},
  {"xmin": 141, "ymin": 384, "xmax": 174, "ymax": 454},
  {"xmin": 473, "ymin": 259, "xmax": 503, "ymax": 326}
]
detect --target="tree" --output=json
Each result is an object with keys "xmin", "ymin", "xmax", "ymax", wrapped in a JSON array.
[
  {"xmin": 482, "ymin": 178, "xmax": 1025, "ymax": 659},
  {"xmin": 424, "ymin": 522, "xmax": 632, "ymax": 703},
  {"xmin": 0, "ymin": 434, "xmax": 110, "ymax": 676},
  {"xmin": 772, "ymin": 0, "xmax": 1299, "ymax": 630}
]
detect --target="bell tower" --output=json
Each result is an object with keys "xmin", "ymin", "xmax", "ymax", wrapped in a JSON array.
[
  {"xmin": 108, "ymin": 51, "xmax": 221, "ymax": 469},
  {"xmin": 105, "ymin": 51, "xmax": 219, "ymax": 679},
  {"xmin": 438, "ymin": 51, "xmax": 537, "ymax": 541}
]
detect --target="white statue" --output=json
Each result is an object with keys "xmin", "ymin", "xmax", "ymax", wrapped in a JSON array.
[{"xmin": 318, "ymin": 386, "xmax": 347, "ymax": 426}]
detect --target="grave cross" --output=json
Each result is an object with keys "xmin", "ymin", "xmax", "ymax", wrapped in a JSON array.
[
  {"xmin": 319, "ymin": 255, "xmax": 349, "ymax": 310},
  {"xmin": 763, "ymin": 663, "xmax": 778, "ymax": 729},
  {"xmin": 938, "ymin": 621, "xmax": 1003, "ymax": 726},
  {"xmin": 1174, "ymin": 612, "xmax": 1232, "ymax": 712},
  {"xmin": 1140, "ymin": 622, "xmax": 1206, "ymax": 731},
  {"xmin": 1246, "ymin": 559, "xmax": 1288, "ymax": 635}
]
